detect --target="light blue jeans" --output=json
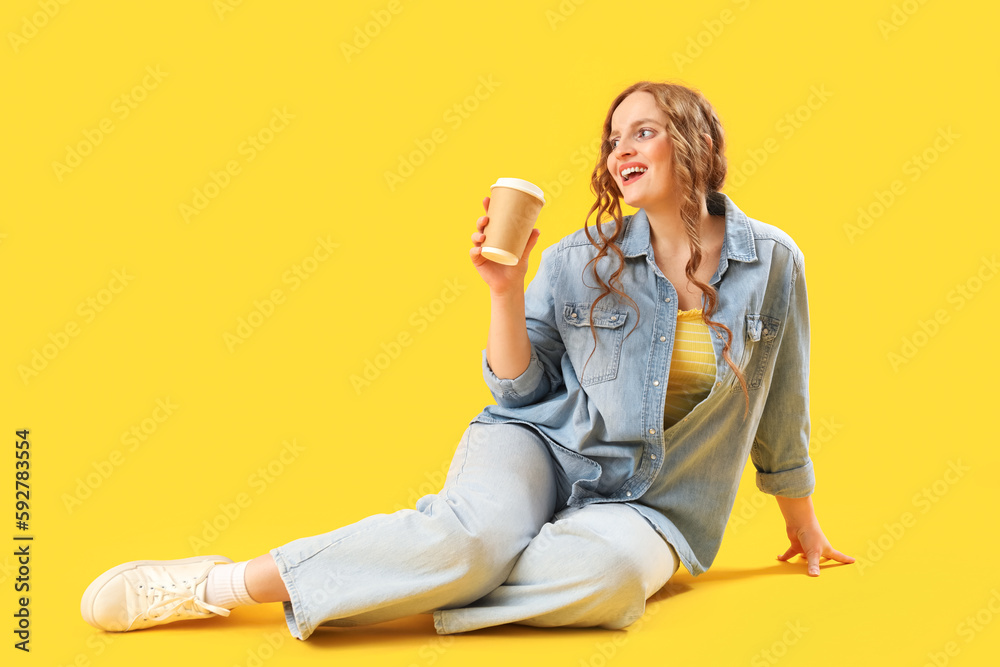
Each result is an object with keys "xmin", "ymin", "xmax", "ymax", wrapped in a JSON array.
[{"xmin": 270, "ymin": 422, "xmax": 680, "ymax": 640}]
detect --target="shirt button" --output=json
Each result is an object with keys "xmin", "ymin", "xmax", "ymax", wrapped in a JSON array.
[
  {"xmin": 610, "ymin": 315, "xmax": 617, "ymax": 321},
  {"xmin": 651, "ymin": 454, "xmax": 657, "ymax": 460},
  {"xmin": 571, "ymin": 313, "xmax": 578, "ymax": 318},
  {"xmin": 659, "ymin": 336, "xmax": 666, "ymax": 342},
  {"xmin": 665, "ymin": 297, "xmax": 671, "ymax": 302},
  {"xmin": 653, "ymin": 380, "xmax": 659, "ymax": 386},
  {"xmin": 716, "ymin": 381, "xmax": 721, "ymax": 387},
  {"xmin": 648, "ymin": 428, "xmax": 655, "ymax": 435},
  {"xmin": 716, "ymin": 333, "xmax": 723, "ymax": 339},
  {"xmin": 626, "ymin": 491, "xmax": 632, "ymax": 497}
]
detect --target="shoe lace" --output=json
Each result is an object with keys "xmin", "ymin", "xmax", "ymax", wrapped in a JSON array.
[{"xmin": 126, "ymin": 561, "xmax": 230, "ymax": 630}]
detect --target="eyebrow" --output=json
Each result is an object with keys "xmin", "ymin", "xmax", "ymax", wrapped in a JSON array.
[{"xmin": 609, "ymin": 118, "xmax": 662, "ymax": 136}]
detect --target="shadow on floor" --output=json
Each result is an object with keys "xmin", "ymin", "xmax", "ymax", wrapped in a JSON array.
[{"xmin": 178, "ymin": 560, "xmax": 854, "ymax": 646}]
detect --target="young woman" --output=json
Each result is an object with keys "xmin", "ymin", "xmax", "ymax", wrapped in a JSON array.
[{"xmin": 81, "ymin": 80, "xmax": 853, "ymax": 640}]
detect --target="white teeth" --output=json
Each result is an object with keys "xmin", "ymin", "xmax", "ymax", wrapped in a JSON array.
[{"xmin": 621, "ymin": 166, "xmax": 647, "ymax": 179}]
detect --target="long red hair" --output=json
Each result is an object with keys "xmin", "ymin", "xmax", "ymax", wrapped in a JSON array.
[{"xmin": 580, "ymin": 81, "xmax": 749, "ymax": 418}]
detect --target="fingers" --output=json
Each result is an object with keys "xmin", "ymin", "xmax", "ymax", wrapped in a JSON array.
[
  {"xmin": 472, "ymin": 211, "xmax": 489, "ymax": 246},
  {"xmin": 805, "ymin": 546, "xmax": 854, "ymax": 576},
  {"xmin": 806, "ymin": 551, "xmax": 821, "ymax": 576},
  {"xmin": 778, "ymin": 540, "xmax": 854, "ymax": 576},
  {"xmin": 776, "ymin": 547, "xmax": 798, "ymax": 562},
  {"xmin": 825, "ymin": 548, "xmax": 856, "ymax": 565},
  {"xmin": 483, "ymin": 196, "xmax": 490, "ymax": 212},
  {"xmin": 776, "ymin": 548, "xmax": 819, "ymax": 576},
  {"xmin": 469, "ymin": 245, "xmax": 486, "ymax": 267}
]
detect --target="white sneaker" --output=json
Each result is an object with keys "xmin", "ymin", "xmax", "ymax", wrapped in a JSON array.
[{"xmin": 81, "ymin": 555, "xmax": 233, "ymax": 632}]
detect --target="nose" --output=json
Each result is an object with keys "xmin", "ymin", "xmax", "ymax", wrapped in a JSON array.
[{"xmin": 613, "ymin": 138, "xmax": 634, "ymax": 160}]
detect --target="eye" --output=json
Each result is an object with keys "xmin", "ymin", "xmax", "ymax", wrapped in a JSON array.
[{"xmin": 609, "ymin": 128, "xmax": 654, "ymax": 151}]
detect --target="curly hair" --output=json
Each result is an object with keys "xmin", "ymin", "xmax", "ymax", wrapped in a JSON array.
[{"xmin": 579, "ymin": 80, "xmax": 750, "ymax": 418}]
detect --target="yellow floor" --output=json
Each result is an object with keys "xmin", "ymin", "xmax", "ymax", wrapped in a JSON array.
[
  {"xmin": 4, "ymin": 1, "xmax": 998, "ymax": 664},
  {"xmin": 55, "ymin": 456, "xmax": 991, "ymax": 666}
]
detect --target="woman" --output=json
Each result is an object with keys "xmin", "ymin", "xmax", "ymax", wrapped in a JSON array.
[{"xmin": 81, "ymin": 80, "xmax": 853, "ymax": 639}]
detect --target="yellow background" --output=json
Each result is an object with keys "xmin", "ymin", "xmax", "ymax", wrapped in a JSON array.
[{"xmin": 2, "ymin": 0, "xmax": 998, "ymax": 664}]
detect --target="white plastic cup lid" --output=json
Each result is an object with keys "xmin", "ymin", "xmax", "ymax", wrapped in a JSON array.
[{"xmin": 490, "ymin": 178, "xmax": 545, "ymax": 205}]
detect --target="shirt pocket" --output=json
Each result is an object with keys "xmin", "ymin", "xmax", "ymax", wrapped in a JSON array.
[
  {"xmin": 731, "ymin": 312, "xmax": 781, "ymax": 392},
  {"xmin": 561, "ymin": 301, "xmax": 629, "ymax": 387}
]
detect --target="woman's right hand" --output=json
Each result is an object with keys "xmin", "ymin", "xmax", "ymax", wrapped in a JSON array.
[{"xmin": 469, "ymin": 196, "xmax": 541, "ymax": 296}]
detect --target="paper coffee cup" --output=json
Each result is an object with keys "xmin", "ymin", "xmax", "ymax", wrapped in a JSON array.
[{"xmin": 481, "ymin": 178, "xmax": 546, "ymax": 266}]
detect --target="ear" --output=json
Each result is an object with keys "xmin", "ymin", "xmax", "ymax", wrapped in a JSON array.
[{"xmin": 702, "ymin": 132, "xmax": 713, "ymax": 151}]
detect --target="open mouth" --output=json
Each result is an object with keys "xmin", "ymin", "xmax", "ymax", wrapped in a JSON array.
[{"xmin": 622, "ymin": 168, "xmax": 647, "ymax": 186}]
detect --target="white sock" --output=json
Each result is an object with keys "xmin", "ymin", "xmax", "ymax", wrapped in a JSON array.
[{"xmin": 204, "ymin": 560, "xmax": 260, "ymax": 609}]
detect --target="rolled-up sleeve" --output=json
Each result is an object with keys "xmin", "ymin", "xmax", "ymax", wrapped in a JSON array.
[
  {"xmin": 482, "ymin": 243, "xmax": 567, "ymax": 408},
  {"xmin": 750, "ymin": 249, "xmax": 816, "ymax": 498}
]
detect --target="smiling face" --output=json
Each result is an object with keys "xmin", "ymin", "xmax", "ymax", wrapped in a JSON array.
[{"xmin": 607, "ymin": 90, "xmax": 679, "ymax": 210}]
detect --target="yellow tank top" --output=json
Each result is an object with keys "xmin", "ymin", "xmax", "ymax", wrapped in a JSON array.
[{"xmin": 663, "ymin": 308, "xmax": 717, "ymax": 429}]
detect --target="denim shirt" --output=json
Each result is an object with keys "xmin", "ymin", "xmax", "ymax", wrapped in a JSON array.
[{"xmin": 469, "ymin": 191, "xmax": 815, "ymax": 577}]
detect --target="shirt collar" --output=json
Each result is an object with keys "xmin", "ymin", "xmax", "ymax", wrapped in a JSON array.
[{"xmin": 619, "ymin": 191, "xmax": 758, "ymax": 270}]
